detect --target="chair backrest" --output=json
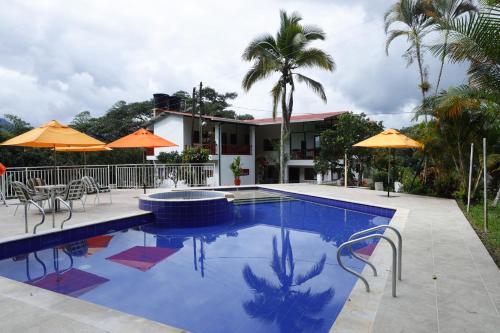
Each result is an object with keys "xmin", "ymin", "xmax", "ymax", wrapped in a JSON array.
[
  {"xmin": 81, "ymin": 176, "xmax": 97, "ymax": 193},
  {"xmin": 64, "ymin": 180, "xmax": 85, "ymax": 201},
  {"xmin": 12, "ymin": 181, "xmax": 32, "ymax": 203},
  {"xmin": 88, "ymin": 176, "xmax": 100, "ymax": 189},
  {"xmin": 27, "ymin": 178, "xmax": 46, "ymax": 191}
]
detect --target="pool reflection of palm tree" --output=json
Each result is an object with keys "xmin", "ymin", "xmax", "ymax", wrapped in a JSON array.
[{"xmin": 242, "ymin": 231, "xmax": 334, "ymax": 332}]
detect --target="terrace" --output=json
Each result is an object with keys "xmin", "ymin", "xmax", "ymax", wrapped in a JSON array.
[{"xmin": 0, "ymin": 184, "xmax": 498, "ymax": 332}]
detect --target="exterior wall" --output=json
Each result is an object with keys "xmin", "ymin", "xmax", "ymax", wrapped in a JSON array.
[
  {"xmin": 219, "ymin": 154, "xmax": 255, "ymax": 186},
  {"xmin": 154, "ymin": 114, "xmax": 185, "ymax": 155},
  {"xmin": 218, "ymin": 126, "xmax": 255, "ymax": 186}
]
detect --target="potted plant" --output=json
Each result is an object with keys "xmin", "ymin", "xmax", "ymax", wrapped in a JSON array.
[{"xmin": 230, "ymin": 156, "xmax": 242, "ymax": 186}]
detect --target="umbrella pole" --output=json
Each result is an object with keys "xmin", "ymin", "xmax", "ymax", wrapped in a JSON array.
[
  {"xmin": 53, "ymin": 145, "xmax": 57, "ymax": 184},
  {"xmin": 143, "ymin": 149, "xmax": 146, "ymax": 194},
  {"xmin": 387, "ymin": 148, "xmax": 391, "ymax": 197}
]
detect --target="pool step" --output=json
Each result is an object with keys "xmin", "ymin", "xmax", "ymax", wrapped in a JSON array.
[{"xmin": 232, "ymin": 196, "xmax": 296, "ymax": 205}]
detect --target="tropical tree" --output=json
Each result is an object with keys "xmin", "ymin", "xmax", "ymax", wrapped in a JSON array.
[
  {"xmin": 314, "ymin": 112, "xmax": 383, "ymax": 185},
  {"xmin": 385, "ymin": 0, "xmax": 434, "ymax": 121},
  {"xmin": 242, "ymin": 231, "xmax": 334, "ymax": 332},
  {"xmin": 422, "ymin": 0, "xmax": 478, "ymax": 94},
  {"xmin": 430, "ymin": 3, "xmax": 500, "ymax": 93},
  {"xmin": 242, "ymin": 10, "xmax": 335, "ymax": 183}
]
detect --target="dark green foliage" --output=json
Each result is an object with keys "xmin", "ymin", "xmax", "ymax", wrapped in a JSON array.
[
  {"xmin": 172, "ymin": 87, "xmax": 253, "ymax": 120},
  {"xmin": 157, "ymin": 151, "xmax": 182, "ymax": 164},
  {"xmin": 314, "ymin": 112, "xmax": 383, "ymax": 184}
]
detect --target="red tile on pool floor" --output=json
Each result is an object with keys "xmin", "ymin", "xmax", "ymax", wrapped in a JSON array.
[
  {"xmin": 27, "ymin": 268, "xmax": 109, "ymax": 297},
  {"xmin": 106, "ymin": 246, "xmax": 178, "ymax": 271}
]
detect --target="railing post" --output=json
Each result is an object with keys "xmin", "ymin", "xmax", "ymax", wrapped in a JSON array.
[{"xmin": 107, "ymin": 165, "xmax": 110, "ymax": 186}]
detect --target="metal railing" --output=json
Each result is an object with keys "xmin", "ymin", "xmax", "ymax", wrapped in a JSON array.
[
  {"xmin": 0, "ymin": 163, "xmax": 216, "ymax": 198},
  {"xmin": 337, "ymin": 225, "xmax": 402, "ymax": 297}
]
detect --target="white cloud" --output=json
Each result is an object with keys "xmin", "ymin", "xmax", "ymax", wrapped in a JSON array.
[{"xmin": 0, "ymin": 0, "xmax": 468, "ymax": 128}]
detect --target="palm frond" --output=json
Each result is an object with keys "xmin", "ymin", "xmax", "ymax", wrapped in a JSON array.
[
  {"xmin": 385, "ymin": 29, "xmax": 410, "ymax": 54},
  {"xmin": 302, "ymin": 24, "xmax": 326, "ymax": 41},
  {"xmin": 242, "ymin": 265, "xmax": 278, "ymax": 294},
  {"xmin": 242, "ymin": 34, "xmax": 280, "ymax": 61},
  {"xmin": 294, "ymin": 254, "xmax": 327, "ymax": 286},
  {"xmin": 242, "ymin": 58, "xmax": 278, "ymax": 91},
  {"xmin": 294, "ymin": 73, "xmax": 327, "ymax": 102},
  {"xmin": 294, "ymin": 48, "xmax": 335, "ymax": 71}
]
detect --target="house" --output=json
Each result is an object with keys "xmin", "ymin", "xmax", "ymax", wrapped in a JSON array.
[{"xmin": 151, "ymin": 103, "xmax": 346, "ymax": 186}]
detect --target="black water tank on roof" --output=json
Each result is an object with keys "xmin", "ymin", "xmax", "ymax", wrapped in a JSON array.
[
  {"xmin": 169, "ymin": 96, "xmax": 181, "ymax": 111},
  {"xmin": 153, "ymin": 93, "xmax": 170, "ymax": 109}
]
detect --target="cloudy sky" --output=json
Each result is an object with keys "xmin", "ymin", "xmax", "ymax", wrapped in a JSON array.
[{"xmin": 0, "ymin": 0, "xmax": 469, "ymax": 128}]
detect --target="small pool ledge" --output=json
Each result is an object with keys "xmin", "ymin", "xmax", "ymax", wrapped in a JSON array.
[{"xmin": 139, "ymin": 190, "xmax": 234, "ymax": 227}]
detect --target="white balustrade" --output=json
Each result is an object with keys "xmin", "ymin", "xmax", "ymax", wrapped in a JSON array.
[{"xmin": 0, "ymin": 163, "xmax": 216, "ymax": 198}]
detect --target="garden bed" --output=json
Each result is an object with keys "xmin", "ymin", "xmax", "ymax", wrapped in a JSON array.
[{"xmin": 458, "ymin": 200, "xmax": 500, "ymax": 268}]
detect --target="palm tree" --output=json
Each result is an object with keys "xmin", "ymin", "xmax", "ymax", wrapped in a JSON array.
[
  {"xmin": 242, "ymin": 231, "xmax": 334, "ymax": 332},
  {"xmin": 385, "ymin": 0, "xmax": 434, "ymax": 122},
  {"xmin": 423, "ymin": 0, "xmax": 478, "ymax": 95},
  {"xmin": 242, "ymin": 10, "xmax": 335, "ymax": 183},
  {"xmin": 431, "ymin": 3, "xmax": 500, "ymax": 93}
]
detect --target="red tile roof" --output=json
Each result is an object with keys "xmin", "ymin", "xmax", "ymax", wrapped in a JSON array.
[
  {"xmin": 248, "ymin": 111, "xmax": 347, "ymax": 125},
  {"xmin": 153, "ymin": 109, "xmax": 346, "ymax": 126}
]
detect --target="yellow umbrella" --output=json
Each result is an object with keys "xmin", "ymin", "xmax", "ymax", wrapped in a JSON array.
[
  {"xmin": 353, "ymin": 128, "xmax": 423, "ymax": 197},
  {"xmin": 353, "ymin": 128, "xmax": 423, "ymax": 149},
  {"xmin": 1, "ymin": 120, "xmax": 105, "ymax": 148},
  {"xmin": 1, "ymin": 120, "xmax": 105, "ymax": 179}
]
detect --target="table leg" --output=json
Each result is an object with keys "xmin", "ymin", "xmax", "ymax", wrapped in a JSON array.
[{"xmin": 51, "ymin": 190, "xmax": 55, "ymax": 228}]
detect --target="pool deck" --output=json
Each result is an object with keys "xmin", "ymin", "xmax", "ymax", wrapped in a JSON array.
[{"xmin": 0, "ymin": 184, "xmax": 498, "ymax": 332}]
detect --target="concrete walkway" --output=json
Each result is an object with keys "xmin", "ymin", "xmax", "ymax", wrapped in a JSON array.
[{"xmin": 0, "ymin": 185, "xmax": 498, "ymax": 332}]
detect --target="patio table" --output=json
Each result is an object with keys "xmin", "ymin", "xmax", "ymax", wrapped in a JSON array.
[{"xmin": 35, "ymin": 184, "xmax": 67, "ymax": 228}]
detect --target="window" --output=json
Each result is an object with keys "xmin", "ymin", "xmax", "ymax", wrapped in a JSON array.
[
  {"xmin": 221, "ymin": 133, "xmax": 227, "ymax": 145},
  {"xmin": 193, "ymin": 131, "xmax": 199, "ymax": 144},
  {"xmin": 314, "ymin": 135, "xmax": 320, "ymax": 149},
  {"xmin": 263, "ymin": 139, "xmax": 272, "ymax": 151},
  {"xmin": 230, "ymin": 133, "xmax": 237, "ymax": 145},
  {"xmin": 304, "ymin": 168, "xmax": 317, "ymax": 180},
  {"xmin": 244, "ymin": 134, "xmax": 250, "ymax": 145}
]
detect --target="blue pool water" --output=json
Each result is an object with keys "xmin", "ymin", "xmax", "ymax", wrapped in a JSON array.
[{"xmin": 0, "ymin": 196, "xmax": 392, "ymax": 333}]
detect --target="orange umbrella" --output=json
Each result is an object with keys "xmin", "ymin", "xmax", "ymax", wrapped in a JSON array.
[
  {"xmin": 106, "ymin": 128, "xmax": 177, "ymax": 149},
  {"xmin": 107, "ymin": 128, "xmax": 177, "ymax": 193}
]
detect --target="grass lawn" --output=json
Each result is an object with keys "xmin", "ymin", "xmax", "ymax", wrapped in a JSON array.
[{"xmin": 458, "ymin": 200, "xmax": 500, "ymax": 268}]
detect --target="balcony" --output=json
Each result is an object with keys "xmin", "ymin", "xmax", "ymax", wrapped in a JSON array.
[
  {"xmin": 290, "ymin": 149, "xmax": 319, "ymax": 160},
  {"xmin": 187, "ymin": 144, "xmax": 252, "ymax": 155},
  {"xmin": 189, "ymin": 143, "xmax": 217, "ymax": 155},
  {"xmin": 222, "ymin": 144, "xmax": 252, "ymax": 155}
]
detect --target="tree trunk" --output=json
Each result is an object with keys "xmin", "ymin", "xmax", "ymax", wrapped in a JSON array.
[
  {"xmin": 434, "ymin": 31, "xmax": 449, "ymax": 95},
  {"xmin": 415, "ymin": 40, "xmax": 427, "ymax": 123},
  {"xmin": 279, "ymin": 82, "xmax": 288, "ymax": 184},
  {"xmin": 493, "ymin": 186, "xmax": 500, "ymax": 208}
]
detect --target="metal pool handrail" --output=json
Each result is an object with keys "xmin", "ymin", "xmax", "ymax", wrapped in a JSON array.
[
  {"xmin": 25, "ymin": 252, "xmax": 47, "ymax": 283},
  {"xmin": 337, "ymin": 234, "xmax": 398, "ymax": 297},
  {"xmin": 348, "ymin": 225, "xmax": 402, "ymax": 281},
  {"xmin": 57, "ymin": 197, "xmax": 73, "ymax": 229},
  {"xmin": 31, "ymin": 200, "xmax": 46, "ymax": 234}
]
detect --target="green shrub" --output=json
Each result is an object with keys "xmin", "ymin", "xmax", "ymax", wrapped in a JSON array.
[
  {"xmin": 182, "ymin": 146, "xmax": 209, "ymax": 164},
  {"xmin": 157, "ymin": 151, "xmax": 182, "ymax": 164},
  {"xmin": 230, "ymin": 156, "xmax": 242, "ymax": 179}
]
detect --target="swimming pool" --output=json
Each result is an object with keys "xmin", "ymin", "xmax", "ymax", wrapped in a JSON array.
[{"xmin": 0, "ymin": 192, "xmax": 393, "ymax": 333}]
